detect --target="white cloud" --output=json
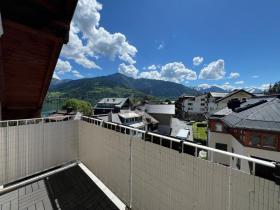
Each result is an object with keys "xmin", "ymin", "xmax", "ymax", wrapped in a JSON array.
[
  {"xmin": 198, "ymin": 83, "xmax": 211, "ymax": 89},
  {"xmin": 160, "ymin": 62, "xmax": 197, "ymax": 83},
  {"xmin": 55, "ymin": 59, "xmax": 72, "ymax": 74},
  {"xmin": 193, "ymin": 56, "xmax": 204, "ymax": 66},
  {"xmin": 72, "ymin": 70, "xmax": 84, "ymax": 78},
  {"xmin": 147, "ymin": 64, "xmax": 157, "ymax": 70},
  {"xmin": 139, "ymin": 62, "xmax": 197, "ymax": 83},
  {"xmin": 118, "ymin": 63, "xmax": 138, "ymax": 78},
  {"xmin": 260, "ymin": 83, "xmax": 270, "ymax": 90},
  {"xmin": 199, "ymin": 59, "xmax": 225, "ymax": 80},
  {"xmin": 52, "ymin": 72, "xmax": 61, "ymax": 80},
  {"xmin": 139, "ymin": 71, "xmax": 162, "ymax": 80},
  {"xmin": 61, "ymin": 27, "xmax": 101, "ymax": 69},
  {"xmin": 157, "ymin": 43, "xmax": 164, "ymax": 50},
  {"xmin": 252, "ymin": 75, "xmax": 259, "ymax": 79},
  {"xmin": 61, "ymin": 0, "xmax": 137, "ymax": 69},
  {"xmin": 228, "ymin": 72, "xmax": 240, "ymax": 79},
  {"xmin": 235, "ymin": 80, "xmax": 244, "ymax": 84}
]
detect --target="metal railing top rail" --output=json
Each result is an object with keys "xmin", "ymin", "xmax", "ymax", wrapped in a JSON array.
[
  {"xmin": 81, "ymin": 116, "xmax": 276, "ymax": 169},
  {"xmin": 0, "ymin": 115, "xmax": 75, "ymax": 125}
]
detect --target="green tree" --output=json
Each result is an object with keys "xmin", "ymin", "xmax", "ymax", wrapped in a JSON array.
[
  {"xmin": 266, "ymin": 81, "xmax": 280, "ymax": 95},
  {"xmin": 62, "ymin": 99, "xmax": 92, "ymax": 116}
]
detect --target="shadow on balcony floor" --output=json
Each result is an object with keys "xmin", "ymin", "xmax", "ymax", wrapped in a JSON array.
[{"xmin": 45, "ymin": 165, "xmax": 119, "ymax": 210}]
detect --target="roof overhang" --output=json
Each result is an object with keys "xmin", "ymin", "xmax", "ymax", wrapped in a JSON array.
[{"xmin": 0, "ymin": 0, "xmax": 78, "ymax": 120}]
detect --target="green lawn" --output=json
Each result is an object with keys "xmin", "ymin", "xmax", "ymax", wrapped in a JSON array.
[{"xmin": 192, "ymin": 122, "xmax": 207, "ymax": 142}]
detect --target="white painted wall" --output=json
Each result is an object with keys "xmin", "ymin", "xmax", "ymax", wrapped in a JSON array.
[
  {"xmin": 183, "ymin": 95, "xmax": 207, "ymax": 114},
  {"xmin": 209, "ymin": 130, "xmax": 280, "ymax": 173}
]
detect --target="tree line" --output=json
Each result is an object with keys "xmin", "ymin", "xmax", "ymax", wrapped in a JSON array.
[{"xmin": 265, "ymin": 81, "xmax": 280, "ymax": 94}]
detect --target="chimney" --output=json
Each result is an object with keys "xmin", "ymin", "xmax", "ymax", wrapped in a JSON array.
[
  {"xmin": 108, "ymin": 111, "xmax": 113, "ymax": 122},
  {"xmin": 227, "ymin": 98, "xmax": 241, "ymax": 111}
]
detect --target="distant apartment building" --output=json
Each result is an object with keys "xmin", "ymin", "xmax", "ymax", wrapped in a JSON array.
[
  {"xmin": 142, "ymin": 104, "xmax": 175, "ymax": 135},
  {"xmin": 180, "ymin": 92, "xmax": 227, "ymax": 120},
  {"xmin": 215, "ymin": 89, "xmax": 254, "ymax": 111},
  {"xmin": 94, "ymin": 98, "xmax": 130, "ymax": 115},
  {"xmin": 208, "ymin": 97, "xmax": 280, "ymax": 179}
]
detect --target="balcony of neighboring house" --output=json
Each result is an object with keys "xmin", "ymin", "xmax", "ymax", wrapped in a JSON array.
[{"xmin": 0, "ymin": 116, "xmax": 280, "ymax": 210}]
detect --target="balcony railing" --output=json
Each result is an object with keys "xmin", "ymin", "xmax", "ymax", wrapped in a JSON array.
[
  {"xmin": 0, "ymin": 116, "xmax": 78, "ymax": 185},
  {"xmin": 0, "ymin": 116, "xmax": 279, "ymax": 210}
]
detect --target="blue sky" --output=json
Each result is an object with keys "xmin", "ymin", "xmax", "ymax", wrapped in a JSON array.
[{"xmin": 54, "ymin": 0, "xmax": 280, "ymax": 90}]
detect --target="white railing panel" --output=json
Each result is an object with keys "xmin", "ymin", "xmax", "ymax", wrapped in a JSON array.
[
  {"xmin": 0, "ymin": 118, "xmax": 78, "ymax": 186},
  {"xmin": 79, "ymin": 118, "xmax": 280, "ymax": 210},
  {"xmin": 79, "ymin": 120, "xmax": 131, "ymax": 205}
]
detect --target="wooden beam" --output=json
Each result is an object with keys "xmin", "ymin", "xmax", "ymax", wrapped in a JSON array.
[
  {"xmin": 0, "ymin": 38, "xmax": 5, "ymax": 110},
  {"xmin": 3, "ymin": 20, "xmax": 65, "ymax": 42},
  {"xmin": 37, "ymin": 40, "xmax": 63, "ymax": 108}
]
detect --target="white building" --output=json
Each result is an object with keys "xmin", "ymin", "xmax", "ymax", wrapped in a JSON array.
[
  {"xmin": 180, "ymin": 92, "xmax": 227, "ymax": 120},
  {"xmin": 144, "ymin": 104, "xmax": 175, "ymax": 135}
]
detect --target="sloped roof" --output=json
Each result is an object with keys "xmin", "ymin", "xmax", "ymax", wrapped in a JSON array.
[
  {"xmin": 222, "ymin": 97, "xmax": 280, "ymax": 131},
  {"xmin": 145, "ymin": 104, "xmax": 175, "ymax": 115},
  {"xmin": 216, "ymin": 89, "xmax": 254, "ymax": 103},
  {"xmin": 0, "ymin": 0, "xmax": 78, "ymax": 120},
  {"xmin": 134, "ymin": 110, "xmax": 159, "ymax": 124},
  {"xmin": 95, "ymin": 98, "xmax": 129, "ymax": 108}
]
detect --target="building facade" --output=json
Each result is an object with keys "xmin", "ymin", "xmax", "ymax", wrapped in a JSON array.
[
  {"xmin": 208, "ymin": 97, "xmax": 280, "ymax": 179},
  {"xmin": 216, "ymin": 89, "xmax": 254, "ymax": 111},
  {"xmin": 94, "ymin": 98, "xmax": 130, "ymax": 115}
]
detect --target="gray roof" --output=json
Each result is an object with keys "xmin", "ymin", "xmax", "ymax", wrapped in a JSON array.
[
  {"xmin": 212, "ymin": 107, "xmax": 233, "ymax": 117},
  {"xmin": 145, "ymin": 104, "xmax": 175, "ymax": 115},
  {"xmin": 95, "ymin": 98, "xmax": 128, "ymax": 108},
  {"xmin": 222, "ymin": 97, "xmax": 280, "ymax": 132},
  {"xmin": 134, "ymin": 110, "xmax": 159, "ymax": 124},
  {"xmin": 96, "ymin": 110, "xmax": 159, "ymax": 125}
]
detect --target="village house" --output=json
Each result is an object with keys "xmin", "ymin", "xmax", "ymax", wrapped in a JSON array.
[
  {"xmin": 94, "ymin": 98, "xmax": 131, "ymax": 115},
  {"xmin": 215, "ymin": 89, "xmax": 254, "ymax": 111},
  {"xmin": 208, "ymin": 96, "xmax": 280, "ymax": 180}
]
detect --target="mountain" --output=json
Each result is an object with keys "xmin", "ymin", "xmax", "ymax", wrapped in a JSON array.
[
  {"xmin": 50, "ymin": 78, "xmax": 72, "ymax": 87},
  {"xmin": 197, "ymin": 86, "xmax": 228, "ymax": 93},
  {"xmin": 244, "ymin": 87, "xmax": 263, "ymax": 94},
  {"xmin": 49, "ymin": 73, "xmax": 200, "ymax": 104}
]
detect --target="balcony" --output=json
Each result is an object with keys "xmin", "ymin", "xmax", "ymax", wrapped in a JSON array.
[{"xmin": 0, "ymin": 116, "xmax": 279, "ymax": 210}]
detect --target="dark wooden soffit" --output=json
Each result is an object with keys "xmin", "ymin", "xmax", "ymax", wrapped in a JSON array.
[{"xmin": 0, "ymin": 0, "xmax": 77, "ymax": 120}]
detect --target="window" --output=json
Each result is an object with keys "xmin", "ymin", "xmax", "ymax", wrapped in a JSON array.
[
  {"xmin": 201, "ymin": 103, "xmax": 205, "ymax": 106},
  {"xmin": 215, "ymin": 123, "xmax": 222, "ymax": 132},
  {"xmin": 262, "ymin": 135, "xmax": 276, "ymax": 148},
  {"xmin": 216, "ymin": 143, "xmax": 227, "ymax": 151},
  {"xmin": 188, "ymin": 103, "xmax": 193, "ymax": 106},
  {"xmin": 250, "ymin": 134, "xmax": 261, "ymax": 147},
  {"xmin": 188, "ymin": 107, "xmax": 193, "ymax": 111},
  {"xmin": 231, "ymin": 148, "xmax": 234, "ymax": 160}
]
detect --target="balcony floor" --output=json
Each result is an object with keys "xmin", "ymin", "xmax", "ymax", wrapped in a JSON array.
[{"xmin": 0, "ymin": 166, "xmax": 120, "ymax": 210}]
